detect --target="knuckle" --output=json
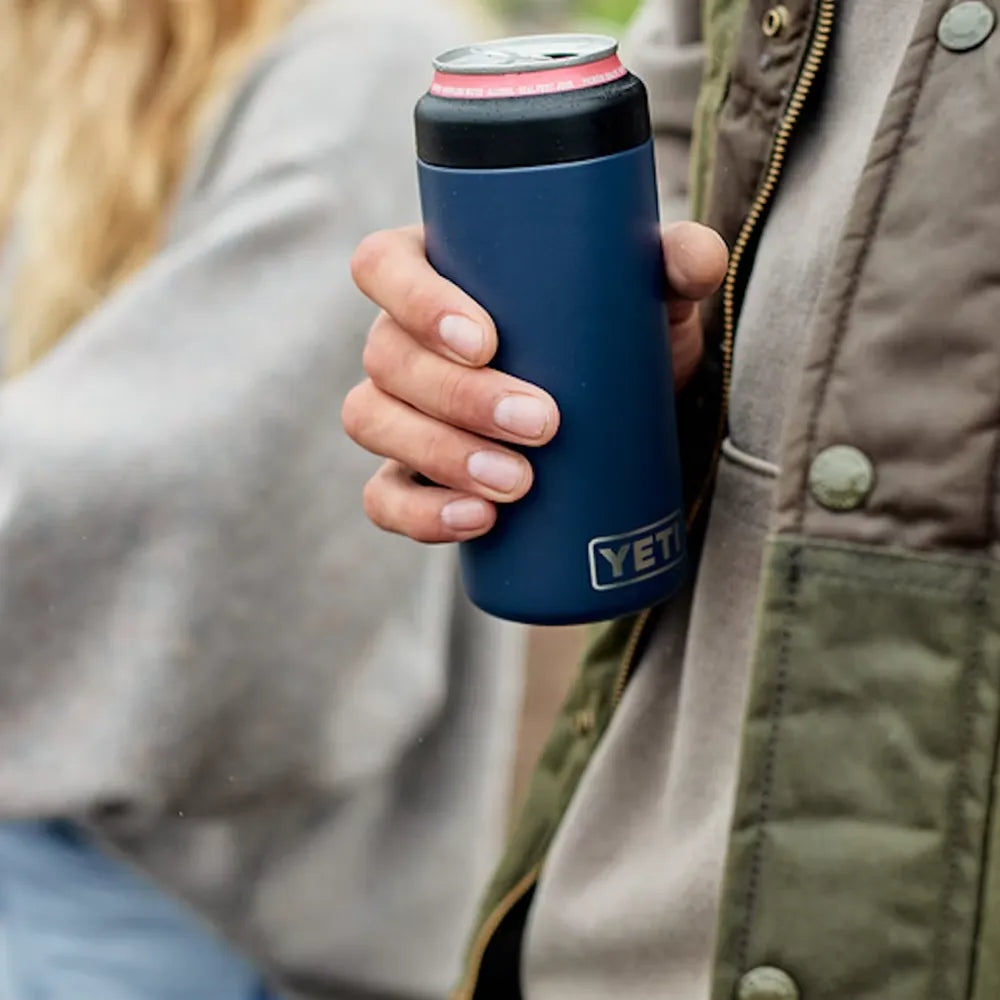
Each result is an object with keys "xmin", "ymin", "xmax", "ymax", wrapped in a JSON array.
[
  {"xmin": 399, "ymin": 276, "xmax": 444, "ymax": 332},
  {"xmin": 361, "ymin": 337, "xmax": 382, "ymax": 384},
  {"xmin": 362, "ymin": 474, "xmax": 390, "ymax": 530},
  {"xmin": 361, "ymin": 317, "xmax": 393, "ymax": 382},
  {"xmin": 417, "ymin": 423, "xmax": 458, "ymax": 482},
  {"xmin": 436, "ymin": 367, "xmax": 478, "ymax": 424},
  {"xmin": 341, "ymin": 382, "xmax": 372, "ymax": 443},
  {"xmin": 350, "ymin": 230, "xmax": 392, "ymax": 288},
  {"xmin": 364, "ymin": 469, "xmax": 443, "ymax": 543}
]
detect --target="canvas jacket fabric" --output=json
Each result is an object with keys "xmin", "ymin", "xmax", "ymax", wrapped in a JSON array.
[{"xmin": 461, "ymin": 3, "xmax": 1000, "ymax": 999}]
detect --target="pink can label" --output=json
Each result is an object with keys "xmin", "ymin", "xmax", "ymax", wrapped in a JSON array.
[{"xmin": 430, "ymin": 53, "xmax": 627, "ymax": 100}]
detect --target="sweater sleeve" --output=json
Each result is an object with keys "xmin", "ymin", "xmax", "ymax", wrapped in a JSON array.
[
  {"xmin": 623, "ymin": 0, "xmax": 706, "ymax": 222},
  {"xmin": 0, "ymin": 7, "xmax": 460, "ymax": 824}
]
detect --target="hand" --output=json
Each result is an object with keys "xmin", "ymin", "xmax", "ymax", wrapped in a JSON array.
[{"xmin": 342, "ymin": 221, "xmax": 728, "ymax": 544}]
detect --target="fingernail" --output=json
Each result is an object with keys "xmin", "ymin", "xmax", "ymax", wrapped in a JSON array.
[
  {"xmin": 442, "ymin": 498, "xmax": 490, "ymax": 531},
  {"xmin": 439, "ymin": 315, "xmax": 485, "ymax": 362},
  {"xmin": 494, "ymin": 394, "xmax": 551, "ymax": 439},
  {"xmin": 468, "ymin": 451, "xmax": 526, "ymax": 494}
]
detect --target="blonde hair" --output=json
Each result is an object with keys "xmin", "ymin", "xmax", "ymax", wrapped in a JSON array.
[{"xmin": 0, "ymin": 0, "xmax": 299, "ymax": 376}]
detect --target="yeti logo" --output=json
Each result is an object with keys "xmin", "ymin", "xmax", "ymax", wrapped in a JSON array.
[{"xmin": 588, "ymin": 513, "xmax": 684, "ymax": 591}]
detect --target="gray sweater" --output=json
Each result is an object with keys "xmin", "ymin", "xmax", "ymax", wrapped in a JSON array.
[{"xmin": 0, "ymin": 2, "xmax": 524, "ymax": 998}]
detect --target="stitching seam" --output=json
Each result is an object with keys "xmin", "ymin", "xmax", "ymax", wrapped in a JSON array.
[
  {"xmin": 794, "ymin": 566, "xmax": 975, "ymax": 599},
  {"xmin": 737, "ymin": 544, "xmax": 802, "ymax": 970},
  {"xmin": 928, "ymin": 563, "xmax": 989, "ymax": 1000},
  {"xmin": 794, "ymin": 22, "xmax": 941, "ymax": 532}
]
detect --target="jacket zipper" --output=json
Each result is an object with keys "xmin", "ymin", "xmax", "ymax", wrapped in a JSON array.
[
  {"xmin": 454, "ymin": 602, "xmax": 654, "ymax": 1000},
  {"xmin": 612, "ymin": 0, "xmax": 835, "ymax": 711},
  {"xmin": 458, "ymin": 4, "xmax": 837, "ymax": 995}
]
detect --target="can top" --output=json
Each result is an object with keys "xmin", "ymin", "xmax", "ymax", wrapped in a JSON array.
[
  {"xmin": 416, "ymin": 32, "xmax": 651, "ymax": 170},
  {"xmin": 433, "ymin": 34, "xmax": 618, "ymax": 75}
]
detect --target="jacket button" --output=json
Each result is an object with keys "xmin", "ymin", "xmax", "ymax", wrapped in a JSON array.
[
  {"xmin": 938, "ymin": 1, "xmax": 996, "ymax": 51},
  {"xmin": 737, "ymin": 966, "xmax": 800, "ymax": 1000},
  {"xmin": 809, "ymin": 445, "xmax": 875, "ymax": 511},
  {"xmin": 761, "ymin": 4, "xmax": 790, "ymax": 37}
]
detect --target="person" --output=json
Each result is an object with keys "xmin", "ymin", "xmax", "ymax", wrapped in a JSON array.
[
  {"xmin": 0, "ymin": 1, "xmax": 523, "ymax": 998},
  {"xmin": 345, "ymin": 0, "xmax": 1000, "ymax": 997}
]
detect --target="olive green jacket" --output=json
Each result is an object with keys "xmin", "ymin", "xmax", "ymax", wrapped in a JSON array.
[{"xmin": 460, "ymin": 1, "xmax": 1000, "ymax": 998}]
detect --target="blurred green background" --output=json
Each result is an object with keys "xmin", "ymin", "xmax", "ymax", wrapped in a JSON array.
[{"xmin": 487, "ymin": 0, "xmax": 641, "ymax": 30}]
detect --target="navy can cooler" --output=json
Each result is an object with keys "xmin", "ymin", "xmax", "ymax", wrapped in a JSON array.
[{"xmin": 416, "ymin": 34, "xmax": 686, "ymax": 625}]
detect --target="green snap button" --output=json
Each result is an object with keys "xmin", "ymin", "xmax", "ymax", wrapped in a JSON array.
[
  {"xmin": 737, "ymin": 966, "xmax": 800, "ymax": 1000},
  {"xmin": 938, "ymin": 1, "xmax": 996, "ymax": 51},
  {"xmin": 808, "ymin": 444, "xmax": 875, "ymax": 511}
]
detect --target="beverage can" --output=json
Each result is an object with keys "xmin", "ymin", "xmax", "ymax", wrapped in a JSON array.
[{"xmin": 416, "ymin": 34, "xmax": 687, "ymax": 625}]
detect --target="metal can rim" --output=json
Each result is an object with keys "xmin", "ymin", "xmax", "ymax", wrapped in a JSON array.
[{"xmin": 433, "ymin": 33, "xmax": 619, "ymax": 76}]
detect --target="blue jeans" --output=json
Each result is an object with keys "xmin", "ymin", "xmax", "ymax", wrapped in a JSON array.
[{"xmin": 0, "ymin": 820, "xmax": 274, "ymax": 1000}]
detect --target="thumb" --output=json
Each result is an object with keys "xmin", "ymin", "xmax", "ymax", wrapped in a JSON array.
[
  {"xmin": 669, "ymin": 298, "xmax": 705, "ymax": 389},
  {"xmin": 661, "ymin": 222, "xmax": 727, "ymax": 389},
  {"xmin": 662, "ymin": 221, "xmax": 729, "ymax": 301}
]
